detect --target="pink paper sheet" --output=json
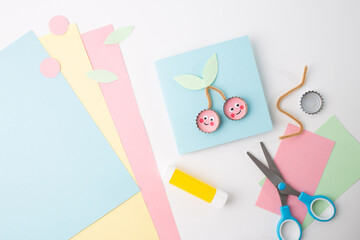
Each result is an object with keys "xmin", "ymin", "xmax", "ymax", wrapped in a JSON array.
[
  {"xmin": 256, "ymin": 124, "xmax": 334, "ymax": 224},
  {"xmin": 81, "ymin": 25, "xmax": 180, "ymax": 240}
]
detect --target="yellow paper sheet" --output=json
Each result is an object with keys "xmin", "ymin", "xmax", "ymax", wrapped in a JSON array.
[{"xmin": 40, "ymin": 24, "xmax": 158, "ymax": 240}]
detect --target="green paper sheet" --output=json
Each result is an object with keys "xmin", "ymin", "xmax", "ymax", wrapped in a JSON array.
[
  {"xmin": 259, "ymin": 178, "xmax": 266, "ymax": 186},
  {"xmin": 259, "ymin": 115, "xmax": 360, "ymax": 229},
  {"xmin": 302, "ymin": 115, "xmax": 360, "ymax": 228}
]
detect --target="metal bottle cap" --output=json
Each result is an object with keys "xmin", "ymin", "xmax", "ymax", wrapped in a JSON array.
[{"xmin": 300, "ymin": 91, "xmax": 324, "ymax": 114}]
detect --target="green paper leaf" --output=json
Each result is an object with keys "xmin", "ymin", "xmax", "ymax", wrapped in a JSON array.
[
  {"xmin": 86, "ymin": 70, "xmax": 118, "ymax": 83},
  {"xmin": 104, "ymin": 26, "xmax": 135, "ymax": 45},
  {"xmin": 174, "ymin": 75, "xmax": 206, "ymax": 90},
  {"xmin": 202, "ymin": 53, "xmax": 218, "ymax": 87}
]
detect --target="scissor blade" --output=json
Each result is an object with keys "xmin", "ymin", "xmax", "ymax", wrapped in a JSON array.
[
  {"xmin": 260, "ymin": 142, "xmax": 284, "ymax": 180},
  {"xmin": 247, "ymin": 152, "xmax": 284, "ymax": 188}
]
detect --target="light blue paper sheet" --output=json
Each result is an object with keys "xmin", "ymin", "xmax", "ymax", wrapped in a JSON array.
[
  {"xmin": 0, "ymin": 31, "xmax": 139, "ymax": 240},
  {"xmin": 155, "ymin": 36, "xmax": 273, "ymax": 154}
]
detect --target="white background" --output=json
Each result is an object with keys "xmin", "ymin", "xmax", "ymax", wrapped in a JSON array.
[{"xmin": 1, "ymin": 0, "xmax": 360, "ymax": 239}]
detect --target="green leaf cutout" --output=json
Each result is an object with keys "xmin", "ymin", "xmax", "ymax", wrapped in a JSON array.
[
  {"xmin": 105, "ymin": 26, "xmax": 135, "ymax": 45},
  {"xmin": 174, "ymin": 53, "xmax": 218, "ymax": 90},
  {"xmin": 202, "ymin": 54, "xmax": 218, "ymax": 87},
  {"xmin": 174, "ymin": 75, "xmax": 206, "ymax": 90},
  {"xmin": 86, "ymin": 70, "xmax": 118, "ymax": 83}
]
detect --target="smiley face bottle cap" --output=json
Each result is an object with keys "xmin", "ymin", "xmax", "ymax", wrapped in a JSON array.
[
  {"xmin": 196, "ymin": 109, "xmax": 220, "ymax": 133},
  {"xmin": 223, "ymin": 97, "xmax": 248, "ymax": 120},
  {"xmin": 300, "ymin": 91, "xmax": 324, "ymax": 114}
]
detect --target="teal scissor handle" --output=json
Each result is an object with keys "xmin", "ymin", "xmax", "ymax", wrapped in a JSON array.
[
  {"xmin": 298, "ymin": 192, "xmax": 336, "ymax": 222},
  {"xmin": 277, "ymin": 206, "xmax": 302, "ymax": 240}
]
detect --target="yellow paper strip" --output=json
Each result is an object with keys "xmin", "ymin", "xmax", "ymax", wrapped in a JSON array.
[{"xmin": 40, "ymin": 24, "xmax": 158, "ymax": 240}]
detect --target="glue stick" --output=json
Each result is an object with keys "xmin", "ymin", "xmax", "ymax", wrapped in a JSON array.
[{"xmin": 163, "ymin": 166, "xmax": 228, "ymax": 208}]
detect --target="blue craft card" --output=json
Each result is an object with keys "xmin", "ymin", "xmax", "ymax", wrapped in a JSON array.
[
  {"xmin": 155, "ymin": 36, "xmax": 273, "ymax": 154},
  {"xmin": 0, "ymin": 31, "xmax": 139, "ymax": 239}
]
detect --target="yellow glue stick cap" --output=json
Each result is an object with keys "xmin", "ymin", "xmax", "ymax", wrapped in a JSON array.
[{"xmin": 163, "ymin": 166, "xmax": 228, "ymax": 208}]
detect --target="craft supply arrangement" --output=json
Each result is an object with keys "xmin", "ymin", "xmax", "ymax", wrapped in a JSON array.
[{"xmin": 1, "ymin": 10, "xmax": 359, "ymax": 240}]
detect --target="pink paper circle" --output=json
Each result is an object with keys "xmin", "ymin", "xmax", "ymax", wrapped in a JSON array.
[
  {"xmin": 40, "ymin": 58, "xmax": 60, "ymax": 78},
  {"xmin": 49, "ymin": 15, "xmax": 69, "ymax": 35}
]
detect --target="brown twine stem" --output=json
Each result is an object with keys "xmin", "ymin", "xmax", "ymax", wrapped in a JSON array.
[
  {"xmin": 277, "ymin": 66, "xmax": 308, "ymax": 140},
  {"xmin": 208, "ymin": 86, "xmax": 227, "ymax": 100},
  {"xmin": 205, "ymin": 86, "xmax": 227, "ymax": 109},
  {"xmin": 205, "ymin": 86, "xmax": 212, "ymax": 109}
]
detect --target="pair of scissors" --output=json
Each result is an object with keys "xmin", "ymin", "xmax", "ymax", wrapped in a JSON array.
[{"xmin": 247, "ymin": 142, "xmax": 336, "ymax": 240}]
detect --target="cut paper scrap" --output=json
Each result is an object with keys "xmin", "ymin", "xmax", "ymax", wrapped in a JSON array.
[
  {"xmin": 49, "ymin": 15, "xmax": 69, "ymax": 35},
  {"xmin": 256, "ymin": 124, "xmax": 335, "ymax": 224},
  {"xmin": 40, "ymin": 57, "xmax": 60, "ymax": 78},
  {"xmin": 40, "ymin": 23, "xmax": 159, "ymax": 239},
  {"xmin": 86, "ymin": 69, "xmax": 118, "ymax": 83},
  {"xmin": 81, "ymin": 24, "xmax": 180, "ymax": 240},
  {"xmin": 0, "ymin": 31, "xmax": 139, "ymax": 240},
  {"xmin": 155, "ymin": 36, "xmax": 273, "ymax": 154},
  {"xmin": 105, "ymin": 25, "xmax": 135, "ymax": 44},
  {"xmin": 302, "ymin": 115, "xmax": 360, "ymax": 229}
]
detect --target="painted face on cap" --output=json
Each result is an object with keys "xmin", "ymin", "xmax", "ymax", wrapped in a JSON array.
[
  {"xmin": 196, "ymin": 109, "xmax": 220, "ymax": 133},
  {"xmin": 223, "ymin": 97, "xmax": 247, "ymax": 120}
]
